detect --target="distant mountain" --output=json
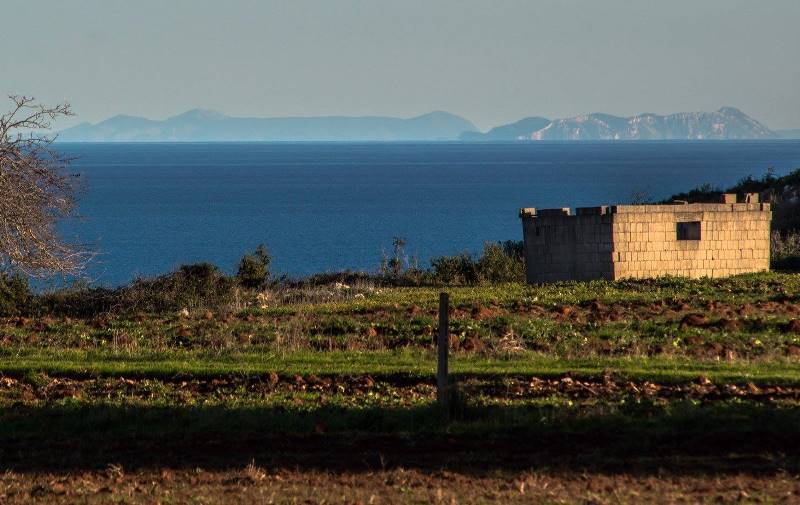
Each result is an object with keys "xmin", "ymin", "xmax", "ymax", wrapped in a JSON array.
[
  {"xmin": 459, "ymin": 117, "xmax": 551, "ymax": 141},
  {"xmin": 464, "ymin": 107, "xmax": 777, "ymax": 141},
  {"xmin": 58, "ymin": 110, "xmax": 478, "ymax": 142},
  {"xmin": 778, "ymin": 129, "xmax": 800, "ymax": 139}
]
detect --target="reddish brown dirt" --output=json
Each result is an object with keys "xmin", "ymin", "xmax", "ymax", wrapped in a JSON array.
[
  {"xmin": 1, "ymin": 375, "xmax": 798, "ymax": 502},
  {"xmin": 4, "ymin": 374, "xmax": 800, "ymax": 404},
  {"xmin": 1, "ymin": 467, "xmax": 798, "ymax": 504}
]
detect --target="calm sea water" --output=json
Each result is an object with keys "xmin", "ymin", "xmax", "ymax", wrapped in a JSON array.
[{"xmin": 54, "ymin": 141, "xmax": 800, "ymax": 286}]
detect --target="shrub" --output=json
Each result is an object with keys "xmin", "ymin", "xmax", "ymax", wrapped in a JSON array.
[
  {"xmin": 430, "ymin": 252, "xmax": 480, "ymax": 285},
  {"xmin": 0, "ymin": 271, "xmax": 33, "ymax": 316},
  {"xmin": 428, "ymin": 240, "xmax": 526, "ymax": 286},
  {"xmin": 303, "ymin": 270, "xmax": 379, "ymax": 286},
  {"xmin": 376, "ymin": 237, "xmax": 427, "ymax": 285},
  {"xmin": 772, "ymin": 199, "xmax": 800, "ymax": 232},
  {"xmin": 664, "ymin": 182, "xmax": 722, "ymax": 204},
  {"xmin": 36, "ymin": 285, "xmax": 116, "ymax": 318},
  {"xmin": 665, "ymin": 168, "xmax": 800, "ymax": 231},
  {"xmin": 477, "ymin": 241, "xmax": 525, "ymax": 283},
  {"xmin": 175, "ymin": 263, "xmax": 231, "ymax": 299},
  {"xmin": 380, "ymin": 237, "xmax": 411, "ymax": 278},
  {"xmin": 120, "ymin": 263, "xmax": 238, "ymax": 313},
  {"xmin": 237, "ymin": 244, "xmax": 271, "ymax": 289},
  {"xmin": 771, "ymin": 230, "xmax": 800, "ymax": 271},
  {"xmin": 35, "ymin": 263, "xmax": 241, "ymax": 317}
]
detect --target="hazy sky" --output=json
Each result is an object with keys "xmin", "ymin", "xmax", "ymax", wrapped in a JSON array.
[{"xmin": 4, "ymin": 0, "xmax": 799, "ymax": 130}]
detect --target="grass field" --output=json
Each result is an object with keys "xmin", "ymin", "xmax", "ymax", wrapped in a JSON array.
[{"xmin": 2, "ymin": 273, "xmax": 800, "ymax": 503}]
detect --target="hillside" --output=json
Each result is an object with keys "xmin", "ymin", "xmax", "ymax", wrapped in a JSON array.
[
  {"xmin": 58, "ymin": 110, "xmax": 478, "ymax": 142},
  {"xmin": 667, "ymin": 168, "xmax": 800, "ymax": 233},
  {"xmin": 465, "ymin": 107, "xmax": 777, "ymax": 141},
  {"xmin": 459, "ymin": 116, "xmax": 551, "ymax": 140}
]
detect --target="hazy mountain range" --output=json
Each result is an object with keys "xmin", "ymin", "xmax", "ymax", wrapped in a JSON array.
[
  {"xmin": 462, "ymin": 107, "xmax": 779, "ymax": 141},
  {"xmin": 58, "ymin": 107, "xmax": 789, "ymax": 142},
  {"xmin": 58, "ymin": 110, "xmax": 478, "ymax": 142}
]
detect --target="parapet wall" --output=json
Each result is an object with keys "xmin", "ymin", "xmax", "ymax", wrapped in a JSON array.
[
  {"xmin": 520, "ymin": 194, "xmax": 771, "ymax": 283},
  {"xmin": 520, "ymin": 206, "xmax": 614, "ymax": 282}
]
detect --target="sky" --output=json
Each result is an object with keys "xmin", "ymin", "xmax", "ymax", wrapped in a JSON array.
[{"xmin": 3, "ymin": 0, "xmax": 799, "ymax": 131}]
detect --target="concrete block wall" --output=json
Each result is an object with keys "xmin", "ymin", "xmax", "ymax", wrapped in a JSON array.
[
  {"xmin": 520, "ymin": 207, "xmax": 614, "ymax": 283},
  {"xmin": 610, "ymin": 203, "xmax": 771, "ymax": 279},
  {"xmin": 520, "ymin": 196, "xmax": 771, "ymax": 283}
]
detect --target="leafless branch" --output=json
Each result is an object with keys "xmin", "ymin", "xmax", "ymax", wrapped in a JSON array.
[{"xmin": 0, "ymin": 95, "xmax": 90, "ymax": 277}]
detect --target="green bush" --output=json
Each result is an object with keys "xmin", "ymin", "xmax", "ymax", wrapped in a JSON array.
[
  {"xmin": 34, "ymin": 263, "xmax": 241, "ymax": 317},
  {"xmin": 477, "ymin": 241, "xmax": 525, "ymax": 283},
  {"xmin": 175, "ymin": 263, "xmax": 231, "ymax": 299},
  {"xmin": 120, "ymin": 263, "xmax": 238, "ymax": 313},
  {"xmin": 429, "ymin": 241, "xmax": 525, "ymax": 286},
  {"xmin": 430, "ymin": 252, "xmax": 480, "ymax": 285},
  {"xmin": 0, "ymin": 271, "xmax": 32, "ymax": 316},
  {"xmin": 666, "ymin": 167, "xmax": 800, "ymax": 232},
  {"xmin": 36, "ymin": 285, "xmax": 116, "ymax": 318},
  {"xmin": 237, "ymin": 244, "xmax": 271, "ymax": 289},
  {"xmin": 771, "ymin": 230, "xmax": 800, "ymax": 271}
]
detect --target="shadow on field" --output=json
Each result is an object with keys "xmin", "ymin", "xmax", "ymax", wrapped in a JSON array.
[{"xmin": 1, "ymin": 402, "xmax": 798, "ymax": 475}]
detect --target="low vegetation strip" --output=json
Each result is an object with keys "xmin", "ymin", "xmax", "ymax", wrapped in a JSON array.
[
  {"xmin": 4, "ymin": 274, "xmax": 800, "ymax": 362},
  {"xmin": 2, "ymin": 350, "xmax": 800, "ymax": 385}
]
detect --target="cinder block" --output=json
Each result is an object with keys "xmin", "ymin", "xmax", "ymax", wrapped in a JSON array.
[
  {"xmin": 576, "ymin": 206, "xmax": 609, "ymax": 216},
  {"xmin": 521, "ymin": 200, "xmax": 771, "ymax": 283},
  {"xmin": 538, "ymin": 208, "xmax": 572, "ymax": 217}
]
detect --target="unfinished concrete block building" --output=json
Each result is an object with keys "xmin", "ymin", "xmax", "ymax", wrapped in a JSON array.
[{"xmin": 519, "ymin": 193, "xmax": 771, "ymax": 283}]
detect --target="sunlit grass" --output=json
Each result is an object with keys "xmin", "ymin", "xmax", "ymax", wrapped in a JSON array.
[{"xmin": 1, "ymin": 348, "xmax": 799, "ymax": 385}]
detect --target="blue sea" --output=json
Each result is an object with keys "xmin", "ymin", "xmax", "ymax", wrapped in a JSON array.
[{"xmin": 54, "ymin": 141, "xmax": 800, "ymax": 286}]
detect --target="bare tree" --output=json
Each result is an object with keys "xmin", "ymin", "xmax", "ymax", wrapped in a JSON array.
[{"xmin": 0, "ymin": 95, "xmax": 87, "ymax": 277}]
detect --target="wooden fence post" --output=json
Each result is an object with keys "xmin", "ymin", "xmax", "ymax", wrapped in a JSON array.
[{"xmin": 437, "ymin": 292, "xmax": 449, "ymax": 410}]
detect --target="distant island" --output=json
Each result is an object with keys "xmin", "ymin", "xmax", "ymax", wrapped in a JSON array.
[
  {"xmin": 462, "ymin": 107, "xmax": 779, "ymax": 141},
  {"xmin": 57, "ymin": 110, "xmax": 478, "ymax": 142},
  {"xmin": 58, "ymin": 106, "xmax": 790, "ymax": 142}
]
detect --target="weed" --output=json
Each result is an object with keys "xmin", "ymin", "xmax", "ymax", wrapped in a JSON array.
[{"xmin": 237, "ymin": 244, "xmax": 271, "ymax": 289}]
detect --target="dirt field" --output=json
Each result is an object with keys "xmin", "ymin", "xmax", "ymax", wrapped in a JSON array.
[
  {"xmin": 2, "ymin": 274, "xmax": 800, "ymax": 503},
  {"xmin": 4, "ymin": 467, "xmax": 800, "ymax": 504}
]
